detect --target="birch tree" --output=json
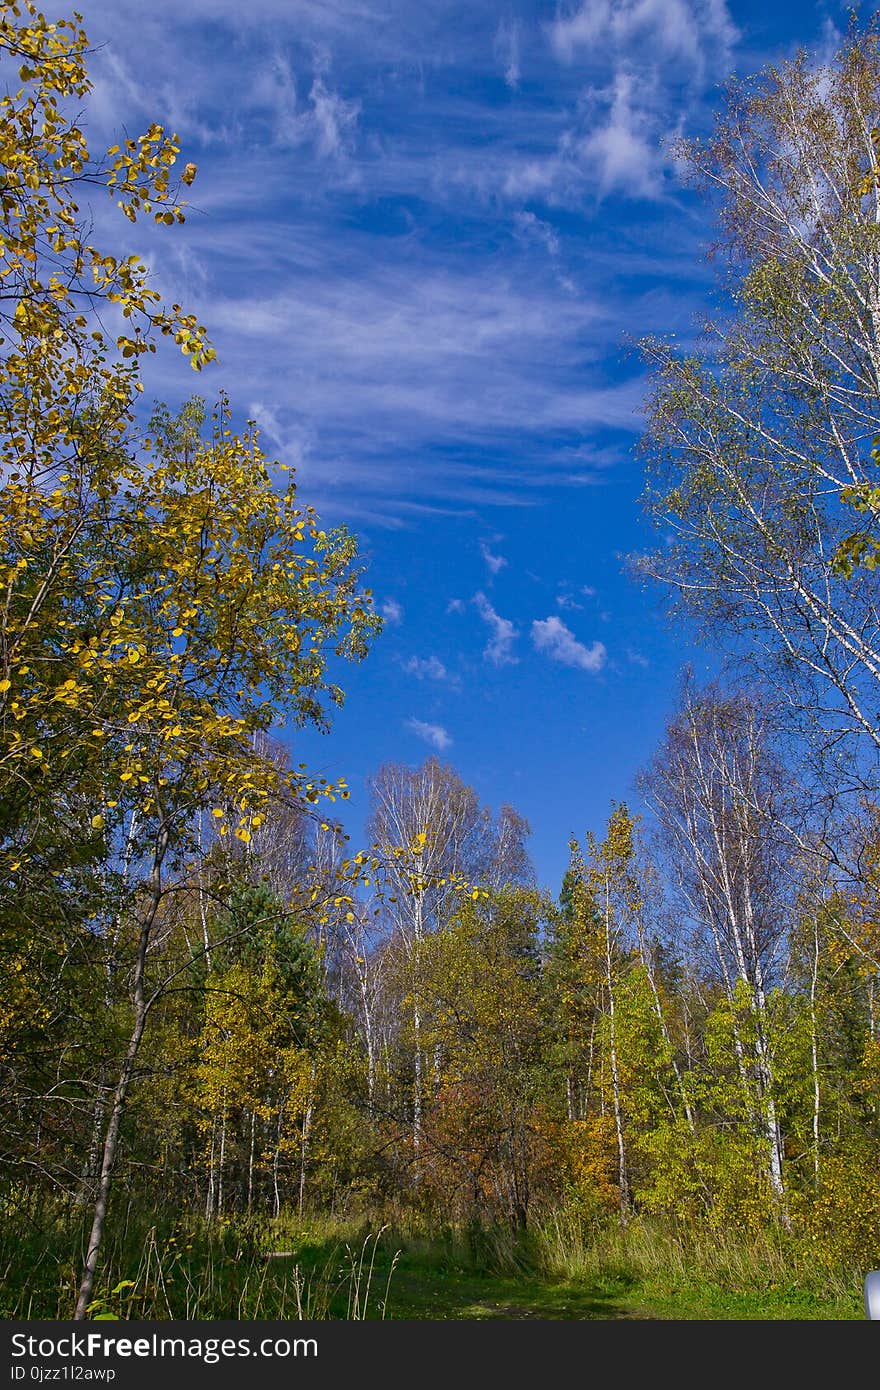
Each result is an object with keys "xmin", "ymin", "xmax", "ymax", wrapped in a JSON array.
[
  {"xmin": 364, "ymin": 758, "xmax": 531, "ymax": 1179},
  {"xmin": 635, "ymin": 25, "xmax": 880, "ymax": 786},
  {"xmin": 641, "ymin": 682, "xmax": 793, "ymax": 1214}
]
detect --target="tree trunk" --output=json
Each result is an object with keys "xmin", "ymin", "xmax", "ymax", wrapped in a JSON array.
[
  {"xmin": 75, "ymin": 1074, "xmax": 108, "ymax": 1208},
  {"xmin": 272, "ymin": 1098, "xmax": 286, "ymax": 1219},
  {"xmin": 604, "ymin": 876, "xmax": 628, "ymax": 1226},
  {"xmin": 206, "ymin": 1116, "xmax": 217, "ymax": 1221},
  {"xmin": 298, "ymin": 1064, "xmax": 317, "ymax": 1218},
  {"xmin": 217, "ymin": 1091, "xmax": 227, "ymax": 1218},
  {"xmin": 412, "ymin": 1000, "xmax": 422, "ymax": 1179},
  {"xmin": 74, "ymin": 829, "xmax": 167, "ymax": 1319},
  {"xmin": 810, "ymin": 919, "xmax": 821, "ymax": 1186},
  {"xmin": 247, "ymin": 1109, "xmax": 256, "ymax": 1213}
]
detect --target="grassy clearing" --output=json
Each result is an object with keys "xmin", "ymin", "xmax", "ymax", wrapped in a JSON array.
[
  {"xmin": 0, "ymin": 1202, "xmax": 865, "ymax": 1320},
  {"xmin": 532, "ymin": 1210, "xmax": 863, "ymax": 1320}
]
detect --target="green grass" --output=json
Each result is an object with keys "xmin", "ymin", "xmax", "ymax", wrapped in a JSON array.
[
  {"xmin": 0, "ymin": 1200, "xmax": 865, "ymax": 1320},
  {"xmin": 531, "ymin": 1210, "xmax": 863, "ymax": 1320},
  {"xmin": 304, "ymin": 1216, "xmax": 862, "ymax": 1320}
]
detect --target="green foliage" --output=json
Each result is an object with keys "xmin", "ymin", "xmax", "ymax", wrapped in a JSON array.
[
  {"xmin": 0, "ymin": 1203, "xmax": 861, "ymax": 1319},
  {"xmin": 8, "ymin": 1, "xmax": 880, "ymax": 1320}
]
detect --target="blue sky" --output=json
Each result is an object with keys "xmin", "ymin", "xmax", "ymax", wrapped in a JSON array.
[{"xmin": 75, "ymin": 0, "xmax": 859, "ymax": 893}]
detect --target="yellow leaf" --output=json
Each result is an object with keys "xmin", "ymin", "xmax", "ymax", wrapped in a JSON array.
[
  {"xmin": 91, "ymin": 815, "xmax": 105, "ymax": 831},
  {"xmin": 211, "ymin": 808, "xmax": 224, "ymax": 818},
  {"xmin": 0, "ymin": 679, "xmax": 10, "ymax": 693}
]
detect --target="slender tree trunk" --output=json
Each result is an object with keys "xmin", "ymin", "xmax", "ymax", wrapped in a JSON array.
[
  {"xmin": 638, "ymin": 932, "xmax": 696, "ymax": 1133},
  {"xmin": 738, "ymin": 844, "xmax": 786, "ymax": 1212},
  {"xmin": 585, "ymin": 1014, "xmax": 596, "ymax": 1117},
  {"xmin": 247, "ymin": 1109, "xmax": 256, "ymax": 1214},
  {"xmin": 75, "ymin": 1074, "xmax": 108, "ymax": 1208},
  {"xmin": 272, "ymin": 1098, "xmax": 286, "ymax": 1220},
  {"xmin": 196, "ymin": 808, "xmax": 211, "ymax": 973},
  {"xmin": 365, "ymin": 1030, "xmax": 375, "ymax": 1105},
  {"xmin": 206, "ymin": 1116, "xmax": 216, "ymax": 1221},
  {"xmin": 298, "ymin": 1064, "xmax": 317, "ymax": 1218},
  {"xmin": 74, "ymin": 830, "xmax": 167, "ymax": 1320},
  {"xmin": 409, "ymin": 899, "xmax": 425, "ymax": 1182},
  {"xmin": 411, "ymin": 1001, "xmax": 423, "ymax": 1181},
  {"xmin": 810, "ymin": 916, "xmax": 822, "ymax": 1187},
  {"xmin": 217, "ymin": 1091, "xmax": 227, "ymax": 1218},
  {"xmin": 354, "ymin": 949, "xmax": 376, "ymax": 1104},
  {"xmin": 604, "ymin": 876, "xmax": 628, "ymax": 1225}
]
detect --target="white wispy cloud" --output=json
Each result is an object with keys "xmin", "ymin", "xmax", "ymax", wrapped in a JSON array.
[
  {"xmin": 579, "ymin": 72, "xmax": 665, "ymax": 200},
  {"xmin": 406, "ymin": 717, "xmax": 452, "ymax": 751},
  {"xmin": 530, "ymin": 0, "xmax": 738, "ymax": 205},
  {"xmin": 249, "ymin": 399, "xmax": 314, "ymax": 471},
  {"xmin": 474, "ymin": 591, "xmax": 519, "ymax": 666},
  {"xmin": 494, "ymin": 18, "xmax": 521, "ymax": 89},
  {"xmin": 381, "ymin": 598, "xmax": 404, "ymax": 625},
  {"xmin": 308, "ymin": 77, "xmax": 361, "ymax": 158},
  {"xmin": 513, "ymin": 210, "xmax": 560, "ymax": 257},
  {"xmin": 556, "ymin": 592, "xmax": 583, "ymax": 611},
  {"xmin": 531, "ymin": 615, "xmax": 606, "ymax": 672},
  {"xmin": 549, "ymin": 0, "xmax": 737, "ymax": 77},
  {"xmin": 402, "ymin": 655, "xmax": 450, "ymax": 681},
  {"xmin": 249, "ymin": 51, "xmax": 301, "ymax": 148},
  {"xmin": 72, "ymin": 0, "xmax": 733, "ymax": 523},
  {"xmin": 242, "ymin": 59, "xmax": 360, "ymax": 158},
  {"xmin": 480, "ymin": 540, "xmax": 508, "ymax": 576},
  {"xmin": 179, "ymin": 260, "xmax": 642, "ymax": 517}
]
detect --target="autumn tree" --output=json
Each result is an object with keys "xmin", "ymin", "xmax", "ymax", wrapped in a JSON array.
[
  {"xmin": 64, "ymin": 397, "xmax": 377, "ymax": 1313},
  {"xmin": 364, "ymin": 757, "xmax": 531, "ymax": 1178},
  {"xmin": 0, "ymin": 3, "xmax": 380, "ymax": 1316},
  {"xmin": 544, "ymin": 865, "xmax": 604, "ymax": 1127},
  {"xmin": 402, "ymin": 885, "xmax": 551, "ymax": 1230},
  {"xmin": 192, "ymin": 879, "xmax": 336, "ymax": 1221},
  {"xmin": 634, "ymin": 23, "xmax": 880, "ymax": 794},
  {"xmin": 641, "ymin": 681, "xmax": 794, "ymax": 1217},
  {"xmin": 559, "ymin": 807, "xmax": 643, "ymax": 1223},
  {"xmin": 0, "ymin": 0, "xmax": 215, "ymax": 990}
]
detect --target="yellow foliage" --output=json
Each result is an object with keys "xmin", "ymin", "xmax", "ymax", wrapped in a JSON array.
[{"xmin": 557, "ymin": 1115, "xmax": 620, "ymax": 1213}]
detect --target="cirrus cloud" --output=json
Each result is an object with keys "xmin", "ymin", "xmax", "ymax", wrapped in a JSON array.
[
  {"xmin": 406, "ymin": 717, "xmax": 452, "ymax": 751},
  {"xmin": 402, "ymin": 655, "xmax": 450, "ymax": 681},
  {"xmin": 531, "ymin": 615, "xmax": 606, "ymax": 672},
  {"xmin": 474, "ymin": 591, "xmax": 519, "ymax": 667},
  {"xmin": 381, "ymin": 598, "xmax": 404, "ymax": 625}
]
